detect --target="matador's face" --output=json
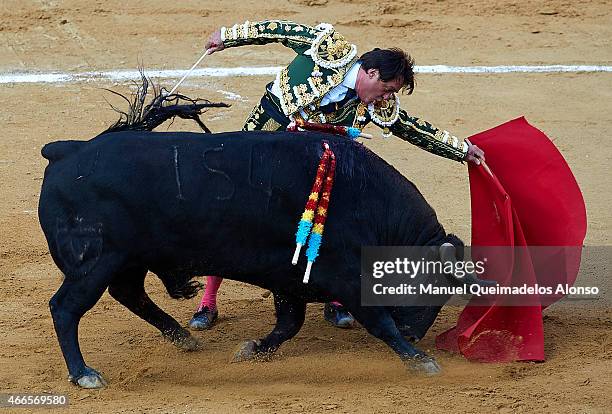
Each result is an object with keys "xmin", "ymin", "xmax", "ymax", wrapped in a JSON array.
[{"xmin": 355, "ymin": 68, "xmax": 403, "ymax": 105}]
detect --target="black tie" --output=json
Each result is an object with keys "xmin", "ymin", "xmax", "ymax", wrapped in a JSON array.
[{"xmin": 319, "ymin": 89, "xmax": 357, "ymax": 114}]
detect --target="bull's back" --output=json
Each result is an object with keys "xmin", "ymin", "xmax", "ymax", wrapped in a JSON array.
[
  {"xmin": 39, "ymin": 132, "xmax": 352, "ymax": 269},
  {"xmin": 39, "ymin": 130, "xmax": 434, "ymax": 277}
]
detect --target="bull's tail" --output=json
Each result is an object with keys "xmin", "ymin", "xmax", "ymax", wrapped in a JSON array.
[
  {"xmin": 156, "ymin": 271, "xmax": 203, "ymax": 300},
  {"xmin": 102, "ymin": 69, "xmax": 229, "ymax": 135},
  {"xmin": 41, "ymin": 140, "xmax": 87, "ymax": 162}
]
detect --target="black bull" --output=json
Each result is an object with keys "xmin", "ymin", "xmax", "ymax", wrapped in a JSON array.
[{"xmin": 39, "ymin": 130, "xmax": 469, "ymax": 388}]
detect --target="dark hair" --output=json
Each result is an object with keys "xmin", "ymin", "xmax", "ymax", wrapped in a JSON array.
[{"xmin": 359, "ymin": 48, "xmax": 415, "ymax": 94}]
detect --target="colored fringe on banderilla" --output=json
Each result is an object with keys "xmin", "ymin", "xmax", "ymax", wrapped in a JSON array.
[{"xmin": 291, "ymin": 141, "xmax": 336, "ymax": 283}]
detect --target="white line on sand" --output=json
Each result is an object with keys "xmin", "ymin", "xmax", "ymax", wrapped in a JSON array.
[{"xmin": 1, "ymin": 65, "xmax": 611, "ymax": 85}]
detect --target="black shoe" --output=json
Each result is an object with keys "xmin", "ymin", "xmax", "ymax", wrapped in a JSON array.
[
  {"xmin": 188, "ymin": 306, "xmax": 218, "ymax": 331},
  {"xmin": 323, "ymin": 303, "xmax": 355, "ymax": 329}
]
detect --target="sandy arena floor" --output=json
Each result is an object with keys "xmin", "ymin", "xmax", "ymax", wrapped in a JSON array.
[{"xmin": 1, "ymin": 1, "xmax": 611, "ymax": 413}]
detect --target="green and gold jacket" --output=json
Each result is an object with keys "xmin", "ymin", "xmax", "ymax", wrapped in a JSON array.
[{"xmin": 221, "ymin": 20, "xmax": 468, "ymax": 162}]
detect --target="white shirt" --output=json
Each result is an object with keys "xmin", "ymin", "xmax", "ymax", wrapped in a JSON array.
[
  {"xmin": 270, "ymin": 62, "xmax": 361, "ymax": 112},
  {"xmin": 319, "ymin": 61, "xmax": 360, "ymax": 106}
]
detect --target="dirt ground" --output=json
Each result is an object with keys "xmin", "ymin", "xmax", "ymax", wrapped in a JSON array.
[{"xmin": 1, "ymin": 1, "xmax": 611, "ymax": 413}]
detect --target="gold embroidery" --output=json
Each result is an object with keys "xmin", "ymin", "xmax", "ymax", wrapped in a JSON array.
[
  {"xmin": 398, "ymin": 111, "xmax": 436, "ymax": 139},
  {"xmin": 222, "ymin": 26, "xmax": 233, "ymax": 41},
  {"xmin": 243, "ymin": 104, "xmax": 265, "ymax": 131},
  {"xmin": 375, "ymin": 100, "xmax": 393, "ymax": 120},
  {"xmin": 327, "ymin": 72, "xmax": 344, "ymax": 87},
  {"xmin": 369, "ymin": 96, "xmax": 399, "ymax": 126},
  {"xmin": 294, "ymin": 83, "xmax": 320, "ymax": 110},
  {"xmin": 325, "ymin": 37, "xmax": 351, "ymax": 59},
  {"xmin": 242, "ymin": 32, "xmax": 312, "ymax": 45},
  {"xmin": 310, "ymin": 74, "xmax": 322, "ymax": 87},
  {"xmin": 223, "ymin": 20, "xmax": 317, "ymax": 48},
  {"xmin": 395, "ymin": 110, "xmax": 467, "ymax": 161},
  {"xmin": 247, "ymin": 104, "xmax": 263, "ymax": 119},
  {"xmin": 242, "ymin": 103, "xmax": 283, "ymax": 132},
  {"xmin": 311, "ymin": 71, "xmax": 342, "ymax": 99},
  {"xmin": 323, "ymin": 99, "xmax": 360, "ymax": 124},
  {"xmin": 278, "ymin": 68, "xmax": 299, "ymax": 115},
  {"xmin": 352, "ymin": 102, "xmax": 368, "ymax": 128},
  {"xmin": 261, "ymin": 118, "xmax": 282, "ymax": 131},
  {"xmin": 279, "ymin": 65, "xmax": 352, "ymax": 116},
  {"xmin": 225, "ymin": 20, "xmax": 356, "ymax": 116},
  {"xmin": 310, "ymin": 25, "xmax": 357, "ymax": 69}
]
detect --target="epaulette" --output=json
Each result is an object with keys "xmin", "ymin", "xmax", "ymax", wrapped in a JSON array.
[
  {"xmin": 368, "ymin": 94, "xmax": 400, "ymax": 137},
  {"xmin": 305, "ymin": 23, "xmax": 357, "ymax": 70}
]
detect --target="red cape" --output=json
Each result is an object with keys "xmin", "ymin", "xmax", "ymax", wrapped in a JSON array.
[{"xmin": 436, "ymin": 117, "xmax": 587, "ymax": 362}]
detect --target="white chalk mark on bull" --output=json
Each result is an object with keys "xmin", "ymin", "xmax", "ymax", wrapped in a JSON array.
[
  {"xmin": 247, "ymin": 144, "xmax": 295, "ymax": 212},
  {"xmin": 202, "ymin": 146, "xmax": 234, "ymax": 201},
  {"xmin": 248, "ymin": 145, "xmax": 273, "ymax": 200},
  {"xmin": 76, "ymin": 150, "xmax": 100, "ymax": 181},
  {"xmin": 172, "ymin": 146, "xmax": 185, "ymax": 200}
]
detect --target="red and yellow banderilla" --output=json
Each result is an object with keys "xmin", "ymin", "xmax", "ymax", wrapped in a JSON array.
[{"xmin": 291, "ymin": 141, "xmax": 336, "ymax": 283}]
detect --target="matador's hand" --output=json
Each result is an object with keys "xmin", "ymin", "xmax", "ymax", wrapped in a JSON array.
[
  {"xmin": 205, "ymin": 29, "xmax": 225, "ymax": 54},
  {"xmin": 466, "ymin": 143, "xmax": 485, "ymax": 165}
]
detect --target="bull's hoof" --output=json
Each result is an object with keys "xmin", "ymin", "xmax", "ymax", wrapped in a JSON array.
[
  {"xmin": 232, "ymin": 339, "xmax": 262, "ymax": 362},
  {"xmin": 69, "ymin": 366, "xmax": 107, "ymax": 389},
  {"xmin": 171, "ymin": 334, "xmax": 202, "ymax": 351},
  {"xmin": 404, "ymin": 355, "xmax": 441, "ymax": 376}
]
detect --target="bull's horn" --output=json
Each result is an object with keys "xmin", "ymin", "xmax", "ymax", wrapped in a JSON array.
[
  {"xmin": 462, "ymin": 273, "xmax": 498, "ymax": 288},
  {"xmin": 439, "ymin": 242, "xmax": 456, "ymax": 262},
  {"xmin": 439, "ymin": 243, "xmax": 497, "ymax": 288}
]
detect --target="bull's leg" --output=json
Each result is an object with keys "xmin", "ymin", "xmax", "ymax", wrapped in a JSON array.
[
  {"xmin": 390, "ymin": 306, "xmax": 442, "ymax": 343},
  {"xmin": 349, "ymin": 307, "xmax": 441, "ymax": 375},
  {"xmin": 49, "ymin": 256, "xmax": 125, "ymax": 389},
  {"xmin": 233, "ymin": 294, "xmax": 306, "ymax": 362},
  {"xmin": 107, "ymin": 269, "xmax": 200, "ymax": 351}
]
